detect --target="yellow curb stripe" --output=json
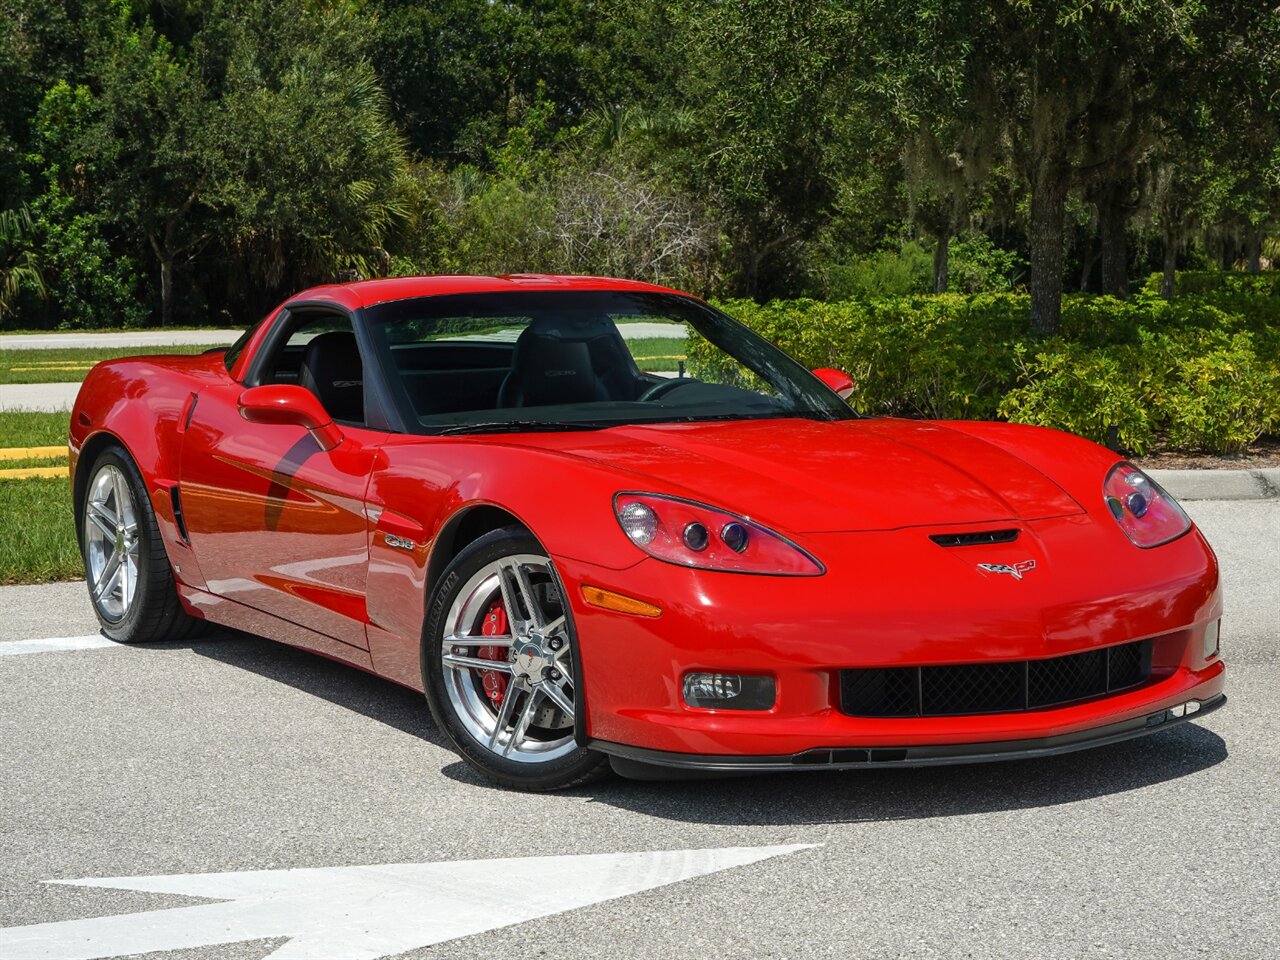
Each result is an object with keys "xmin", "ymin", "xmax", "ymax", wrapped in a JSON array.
[
  {"xmin": 0, "ymin": 466, "xmax": 67, "ymax": 480},
  {"xmin": 9, "ymin": 364, "xmax": 94, "ymax": 372},
  {"xmin": 0, "ymin": 446, "xmax": 67, "ymax": 461}
]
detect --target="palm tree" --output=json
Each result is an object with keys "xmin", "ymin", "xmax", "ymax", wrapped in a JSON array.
[{"xmin": 0, "ymin": 205, "xmax": 43, "ymax": 320}]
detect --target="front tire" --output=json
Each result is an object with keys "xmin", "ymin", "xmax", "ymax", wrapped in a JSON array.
[
  {"xmin": 422, "ymin": 527, "xmax": 609, "ymax": 791},
  {"xmin": 78, "ymin": 444, "xmax": 202, "ymax": 643}
]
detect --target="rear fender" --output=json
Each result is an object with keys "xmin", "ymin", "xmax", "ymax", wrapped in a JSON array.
[{"xmin": 71, "ymin": 359, "xmax": 206, "ymax": 585}]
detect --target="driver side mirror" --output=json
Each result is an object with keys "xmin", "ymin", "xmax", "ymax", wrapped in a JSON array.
[
  {"xmin": 238, "ymin": 384, "xmax": 344, "ymax": 451},
  {"xmin": 812, "ymin": 368, "xmax": 855, "ymax": 401}
]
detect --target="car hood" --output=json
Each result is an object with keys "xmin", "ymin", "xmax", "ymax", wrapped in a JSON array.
[{"xmin": 519, "ymin": 417, "xmax": 1085, "ymax": 533}]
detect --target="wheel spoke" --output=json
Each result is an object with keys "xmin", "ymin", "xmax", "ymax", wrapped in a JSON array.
[
  {"xmin": 496, "ymin": 564, "xmax": 524, "ymax": 629},
  {"xmin": 501, "ymin": 688, "xmax": 541, "ymax": 757},
  {"xmin": 499, "ymin": 559, "xmax": 543, "ymax": 630},
  {"xmin": 86, "ymin": 507, "xmax": 115, "ymax": 540},
  {"xmin": 442, "ymin": 634, "xmax": 514, "ymax": 650},
  {"xmin": 111, "ymin": 470, "xmax": 128, "ymax": 519},
  {"xmin": 540, "ymin": 679, "xmax": 574, "ymax": 717},
  {"xmin": 542, "ymin": 615, "xmax": 566, "ymax": 638},
  {"xmin": 442, "ymin": 652, "xmax": 515, "ymax": 673},
  {"xmin": 512, "ymin": 562, "xmax": 543, "ymax": 629},
  {"xmin": 91, "ymin": 551, "xmax": 122, "ymax": 601},
  {"xmin": 119, "ymin": 551, "xmax": 131, "ymax": 607},
  {"xmin": 487, "ymin": 684, "xmax": 522, "ymax": 749}
]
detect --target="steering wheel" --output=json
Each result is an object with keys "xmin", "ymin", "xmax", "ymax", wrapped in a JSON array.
[{"xmin": 638, "ymin": 378, "xmax": 691, "ymax": 402}]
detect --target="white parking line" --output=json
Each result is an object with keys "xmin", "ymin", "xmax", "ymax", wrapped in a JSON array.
[{"xmin": 0, "ymin": 635, "xmax": 118, "ymax": 657}]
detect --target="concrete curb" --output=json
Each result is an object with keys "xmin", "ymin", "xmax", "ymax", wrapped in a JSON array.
[{"xmin": 1147, "ymin": 467, "xmax": 1280, "ymax": 502}]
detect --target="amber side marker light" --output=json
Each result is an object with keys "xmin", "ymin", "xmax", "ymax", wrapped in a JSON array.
[{"xmin": 581, "ymin": 585, "xmax": 663, "ymax": 618}]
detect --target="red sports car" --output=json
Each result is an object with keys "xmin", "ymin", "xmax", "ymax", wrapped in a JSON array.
[{"xmin": 69, "ymin": 275, "xmax": 1225, "ymax": 790}]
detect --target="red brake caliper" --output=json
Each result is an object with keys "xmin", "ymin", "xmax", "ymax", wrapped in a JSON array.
[{"xmin": 478, "ymin": 599, "xmax": 510, "ymax": 708}]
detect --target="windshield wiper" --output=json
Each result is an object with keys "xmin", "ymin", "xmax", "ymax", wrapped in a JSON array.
[{"xmin": 434, "ymin": 420, "xmax": 613, "ymax": 436}]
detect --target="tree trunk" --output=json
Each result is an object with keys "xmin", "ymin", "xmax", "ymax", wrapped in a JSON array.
[
  {"xmin": 1247, "ymin": 232, "xmax": 1262, "ymax": 274},
  {"xmin": 1161, "ymin": 226, "xmax": 1179, "ymax": 298},
  {"xmin": 1098, "ymin": 181, "xmax": 1129, "ymax": 298},
  {"xmin": 1029, "ymin": 162, "xmax": 1068, "ymax": 336},
  {"xmin": 932, "ymin": 232, "xmax": 950, "ymax": 293},
  {"xmin": 160, "ymin": 256, "xmax": 174, "ymax": 327}
]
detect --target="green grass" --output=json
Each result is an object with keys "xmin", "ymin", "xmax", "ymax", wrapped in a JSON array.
[
  {"xmin": 0, "ymin": 345, "xmax": 211, "ymax": 385},
  {"xmin": 0, "ymin": 457, "xmax": 66, "ymax": 470},
  {"xmin": 0, "ymin": 411, "xmax": 70, "ymax": 447},
  {"xmin": 0, "ymin": 477, "xmax": 80, "ymax": 584},
  {"xmin": 630, "ymin": 336, "xmax": 688, "ymax": 372}
]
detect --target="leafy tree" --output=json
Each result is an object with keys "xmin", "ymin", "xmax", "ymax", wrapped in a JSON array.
[
  {"xmin": 671, "ymin": 0, "xmax": 852, "ymax": 297},
  {"xmin": 851, "ymin": 0, "xmax": 1263, "ymax": 332}
]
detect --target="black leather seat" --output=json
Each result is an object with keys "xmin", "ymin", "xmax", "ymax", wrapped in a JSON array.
[
  {"xmin": 497, "ymin": 318, "xmax": 639, "ymax": 408},
  {"xmin": 297, "ymin": 331, "xmax": 364, "ymax": 423}
]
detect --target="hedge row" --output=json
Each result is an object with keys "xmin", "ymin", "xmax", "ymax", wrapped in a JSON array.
[{"xmin": 704, "ymin": 290, "xmax": 1280, "ymax": 455}]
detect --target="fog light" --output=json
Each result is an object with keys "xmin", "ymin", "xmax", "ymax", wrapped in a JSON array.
[
  {"xmin": 1204, "ymin": 619, "xmax": 1220, "ymax": 660},
  {"xmin": 682, "ymin": 672, "xmax": 775, "ymax": 710}
]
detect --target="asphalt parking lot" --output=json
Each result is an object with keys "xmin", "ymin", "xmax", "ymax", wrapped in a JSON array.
[{"xmin": 1, "ymin": 500, "xmax": 1276, "ymax": 960}]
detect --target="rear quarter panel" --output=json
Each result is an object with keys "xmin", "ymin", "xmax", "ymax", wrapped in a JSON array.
[{"xmin": 71, "ymin": 353, "xmax": 229, "ymax": 588}]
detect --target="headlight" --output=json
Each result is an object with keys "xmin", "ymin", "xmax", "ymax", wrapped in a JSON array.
[
  {"xmin": 612, "ymin": 492, "xmax": 823, "ymax": 575},
  {"xmin": 1103, "ymin": 462, "xmax": 1191, "ymax": 548}
]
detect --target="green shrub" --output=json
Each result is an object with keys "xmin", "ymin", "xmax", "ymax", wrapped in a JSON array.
[
  {"xmin": 1154, "ymin": 331, "xmax": 1280, "ymax": 454},
  {"xmin": 1140, "ymin": 271, "xmax": 1280, "ymax": 297},
  {"xmin": 819, "ymin": 242, "xmax": 932, "ymax": 299},
  {"xmin": 710, "ymin": 288, "xmax": 1280, "ymax": 455},
  {"xmin": 947, "ymin": 235, "xmax": 1026, "ymax": 293},
  {"xmin": 998, "ymin": 342, "xmax": 1156, "ymax": 454}
]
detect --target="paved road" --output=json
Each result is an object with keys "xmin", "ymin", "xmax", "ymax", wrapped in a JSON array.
[
  {"xmin": 0, "ymin": 330, "xmax": 245, "ymax": 350},
  {"xmin": 0, "ymin": 500, "xmax": 1274, "ymax": 959},
  {"xmin": 0, "ymin": 381, "xmax": 80, "ymax": 412}
]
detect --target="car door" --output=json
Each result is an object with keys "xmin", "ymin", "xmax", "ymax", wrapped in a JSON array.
[{"xmin": 179, "ymin": 308, "xmax": 385, "ymax": 651}]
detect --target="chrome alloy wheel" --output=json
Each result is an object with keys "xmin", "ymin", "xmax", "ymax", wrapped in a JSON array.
[
  {"xmin": 441, "ymin": 555, "xmax": 577, "ymax": 763},
  {"xmin": 83, "ymin": 463, "xmax": 140, "ymax": 622}
]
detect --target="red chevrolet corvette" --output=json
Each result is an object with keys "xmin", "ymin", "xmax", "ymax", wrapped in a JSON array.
[{"xmin": 69, "ymin": 275, "xmax": 1225, "ymax": 790}]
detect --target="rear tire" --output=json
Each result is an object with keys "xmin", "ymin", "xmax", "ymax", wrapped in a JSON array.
[
  {"xmin": 422, "ymin": 527, "xmax": 609, "ymax": 791},
  {"xmin": 77, "ymin": 444, "xmax": 203, "ymax": 643}
]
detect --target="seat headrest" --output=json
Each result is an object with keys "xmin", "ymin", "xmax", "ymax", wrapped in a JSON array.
[{"xmin": 298, "ymin": 330, "xmax": 363, "ymax": 423}]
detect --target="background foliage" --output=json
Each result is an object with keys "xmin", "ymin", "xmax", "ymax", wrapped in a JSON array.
[{"xmin": 1, "ymin": 1, "xmax": 1278, "ymax": 452}]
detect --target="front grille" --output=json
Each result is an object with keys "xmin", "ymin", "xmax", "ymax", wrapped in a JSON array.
[{"xmin": 840, "ymin": 640, "xmax": 1153, "ymax": 717}]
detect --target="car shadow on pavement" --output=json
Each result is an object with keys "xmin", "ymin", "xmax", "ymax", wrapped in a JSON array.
[
  {"xmin": 173, "ymin": 630, "xmax": 1227, "ymax": 824},
  {"xmin": 558, "ymin": 723, "xmax": 1228, "ymax": 825},
  {"xmin": 182, "ymin": 631, "xmax": 452, "ymax": 750}
]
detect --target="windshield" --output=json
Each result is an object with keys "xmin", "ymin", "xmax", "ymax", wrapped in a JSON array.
[{"xmin": 362, "ymin": 290, "xmax": 855, "ymax": 434}]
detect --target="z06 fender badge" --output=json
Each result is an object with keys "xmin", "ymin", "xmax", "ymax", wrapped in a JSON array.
[
  {"xmin": 977, "ymin": 559, "xmax": 1036, "ymax": 580},
  {"xmin": 384, "ymin": 533, "xmax": 417, "ymax": 551}
]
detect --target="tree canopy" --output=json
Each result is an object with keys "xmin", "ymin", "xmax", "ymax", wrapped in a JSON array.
[{"xmin": 0, "ymin": 0, "xmax": 1277, "ymax": 331}]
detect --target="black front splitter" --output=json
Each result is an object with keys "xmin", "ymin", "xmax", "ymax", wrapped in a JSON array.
[{"xmin": 591, "ymin": 694, "xmax": 1226, "ymax": 781}]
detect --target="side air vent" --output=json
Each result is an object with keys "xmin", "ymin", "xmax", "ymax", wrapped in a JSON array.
[
  {"xmin": 170, "ymin": 485, "xmax": 190, "ymax": 545},
  {"xmin": 929, "ymin": 529, "xmax": 1020, "ymax": 547}
]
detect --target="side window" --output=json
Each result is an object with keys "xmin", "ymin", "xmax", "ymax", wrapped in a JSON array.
[{"xmin": 266, "ymin": 313, "xmax": 366, "ymax": 425}]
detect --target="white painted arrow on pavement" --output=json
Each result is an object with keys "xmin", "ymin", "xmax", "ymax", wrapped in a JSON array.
[{"xmin": 0, "ymin": 845, "xmax": 813, "ymax": 960}]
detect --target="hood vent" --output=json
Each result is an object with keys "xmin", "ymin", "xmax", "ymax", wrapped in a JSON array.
[{"xmin": 929, "ymin": 529, "xmax": 1020, "ymax": 547}]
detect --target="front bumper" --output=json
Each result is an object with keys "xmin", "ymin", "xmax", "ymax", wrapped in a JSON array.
[
  {"xmin": 595, "ymin": 693, "xmax": 1226, "ymax": 779},
  {"xmin": 556, "ymin": 515, "xmax": 1224, "ymax": 759}
]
